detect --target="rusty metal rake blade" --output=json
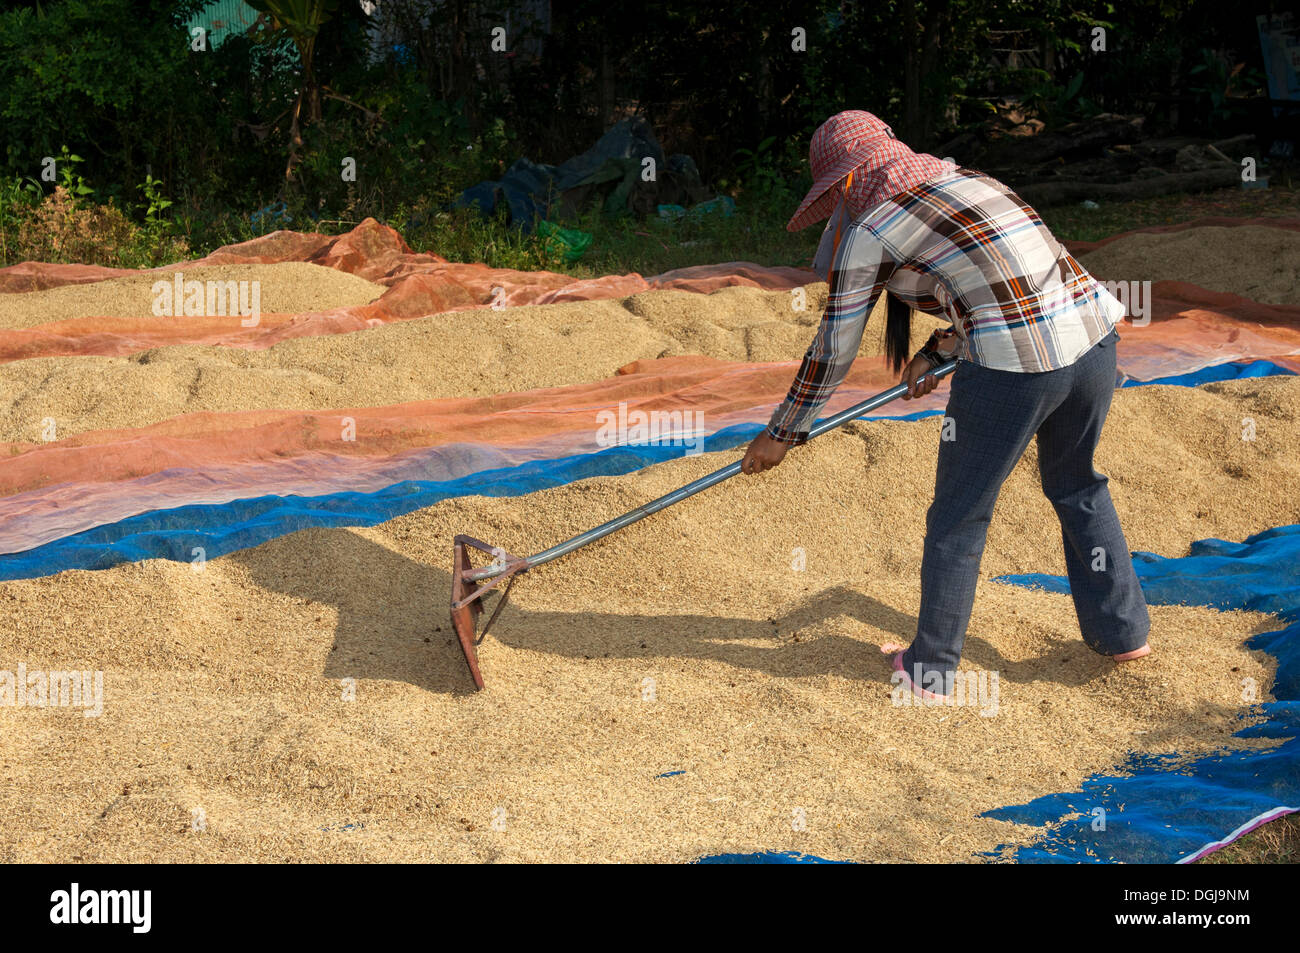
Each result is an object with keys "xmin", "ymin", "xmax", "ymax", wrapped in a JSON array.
[{"xmin": 449, "ymin": 535, "xmax": 526, "ymax": 690}]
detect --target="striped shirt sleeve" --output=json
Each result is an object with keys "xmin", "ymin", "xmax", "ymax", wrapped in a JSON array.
[{"xmin": 765, "ymin": 227, "xmax": 898, "ymax": 444}]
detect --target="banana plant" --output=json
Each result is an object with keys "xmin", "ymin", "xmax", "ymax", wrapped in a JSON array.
[{"xmin": 246, "ymin": 0, "xmax": 341, "ymax": 183}]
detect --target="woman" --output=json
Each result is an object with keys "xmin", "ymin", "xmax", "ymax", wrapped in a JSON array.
[{"xmin": 740, "ymin": 110, "xmax": 1151, "ymax": 700}]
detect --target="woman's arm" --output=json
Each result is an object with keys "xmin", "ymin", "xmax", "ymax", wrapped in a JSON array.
[
  {"xmin": 763, "ymin": 229, "xmax": 899, "ymax": 445},
  {"xmin": 741, "ymin": 230, "xmax": 899, "ymax": 475}
]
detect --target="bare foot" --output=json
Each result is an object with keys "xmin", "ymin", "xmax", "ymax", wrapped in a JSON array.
[{"xmin": 1113, "ymin": 644, "xmax": 1151, "ymax": 662}]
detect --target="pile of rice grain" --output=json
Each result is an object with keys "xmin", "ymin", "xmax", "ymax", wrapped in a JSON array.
[
  {"xmin": 0, "ymin": 283, "xmax": 951, "ymax": 442},
  {"xmin": 0, "ymin": 379, "xmax": 1289, "ymax": 863},
  {"xmin": 1, "ymin": 245, "xmax": 1294, "ymax": 863},
  {"xmin": 0, "ymin": 262, "xmax": 386, "ymax": 331},
  {"xmin": 1079, "ymin": 224, "xmax": 1299, "ymax": 304}
]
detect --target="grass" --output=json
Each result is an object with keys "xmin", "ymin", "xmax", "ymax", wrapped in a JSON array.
[
  {"xmin": 8, "ymin": 174, "xmax": 1295, "ymax": 278},
  {"xmin": 1201, "ymin": 813, "xmax": 1300, "ymax": 864},
  {"xmin": 1040, "ymin": 181, "xmax": 1300, "ymax": 244},
  {"xmin": 396, "ymin": 198, "xmax": 821, "ymax": 277},
  {"xmin": 397, "ymin": 180, "xmax": 1300, "ymax": 277}
]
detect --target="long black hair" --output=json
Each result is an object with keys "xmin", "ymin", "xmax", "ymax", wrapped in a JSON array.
[{"xmin": 884, "ymin": 292, "xmax": 912, "ymax": 373}]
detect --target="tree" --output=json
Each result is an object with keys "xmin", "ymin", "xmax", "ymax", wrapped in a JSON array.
[{"xmin": 246, "ymin": 0, "xmax": 342, "ymax": 182}]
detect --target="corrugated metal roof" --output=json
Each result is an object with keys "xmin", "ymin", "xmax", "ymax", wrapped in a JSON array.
[{"xmin": 186, "ymin": 0, "xmax": 260, "ymax": 49}]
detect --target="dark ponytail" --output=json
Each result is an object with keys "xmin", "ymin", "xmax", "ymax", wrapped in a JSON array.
[{"xmin": 885, "ymin": 292, "xmax": 912, "ymax": 373}]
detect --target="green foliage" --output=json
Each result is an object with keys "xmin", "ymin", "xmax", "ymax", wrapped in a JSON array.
[
  {"xmin": 719, "ymin": 135, "xmax": 803, "ymax": 217},
  {"xmin": 0, "ymin": 183, "xmax": 190, "ymax": 269},
  {"xmin": 389, "ymin": 195, "xmax": 820, "ymax": 278},
  {"xmin": 245, "ymin": 0, "xmax": 340, "ymax": 40},
  {"xmin": 0, "ymin": 174, "xmax": 42, "ymax": 265},
  {"xmin": 400, "ymin": 206, "xmax": 563, "ymax": 273},
  {"xmin": 53, "ymin": 146, "xmax": 93, "ymax": 198},
  {"xmin": 0, "ymin": 0, "xmax": 1275, "ymax": 274},
  {"xmin": 0, "ymin": 1, "xmax": 208, "ymax": 202},
  {"xmin": 1186, "ymin": 48, "xmax": 1264, "ymax": 133},
  {"xmin": 0, "ymin": 175, "xmax": 42, "ymax": 209},
  {"xmin": 1021, "ymin": 69, "xmax": 1095, "ymax": 123},
  {"xmin": 137, "ymin": 173, "xmax": 175, "ymax": 231}
]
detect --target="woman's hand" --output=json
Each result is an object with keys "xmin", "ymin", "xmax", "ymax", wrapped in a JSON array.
[
  {"xmin": 901, "ymin": 354, "xmax": 941, "ymax": 400},
  {"xmin": 740, "ymin": 432, "xmax": 790, "ymax": 475}
]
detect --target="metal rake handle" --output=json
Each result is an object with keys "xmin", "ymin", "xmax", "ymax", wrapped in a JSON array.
[{"xmin": 464, "ymin": 360, "xmax": 957, "ymax": 583}]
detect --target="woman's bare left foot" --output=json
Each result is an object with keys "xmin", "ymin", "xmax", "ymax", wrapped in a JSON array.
[{"xmin": 1113, "ymin": 644, "xmax": 1151, "ymax": 662}]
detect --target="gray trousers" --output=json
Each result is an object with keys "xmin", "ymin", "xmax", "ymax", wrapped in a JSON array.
[{"xmin": 901, "ymin": 328, "xmax": 1150, "ymax": 691}]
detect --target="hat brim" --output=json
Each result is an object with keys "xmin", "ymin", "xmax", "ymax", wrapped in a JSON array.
[
  {"xmin": 786, "ymin": 144, "xmax": 882, "ymax": 232},
  {"xmin": 786, "ymin": 186, "xmax": 839, "ymax": 232}
]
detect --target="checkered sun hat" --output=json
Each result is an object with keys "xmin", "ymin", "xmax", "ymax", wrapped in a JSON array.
[{"xmin": 786, "ymin": 110, "xmax": 954, "ymax": 231}]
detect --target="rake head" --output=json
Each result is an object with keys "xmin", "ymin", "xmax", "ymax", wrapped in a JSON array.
[{"xmin": 449, "ymin": 535, "xmax": 527, "ymax": 690}]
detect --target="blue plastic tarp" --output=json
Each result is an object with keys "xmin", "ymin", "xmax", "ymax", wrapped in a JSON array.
[{"xmin": 987, "ymin": 525, "xmax": 1300, "ymax": 863}]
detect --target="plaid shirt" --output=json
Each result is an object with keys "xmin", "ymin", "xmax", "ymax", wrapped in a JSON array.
[{"xmin": 767, "ymin": 169, "xmax": 1124, "ymax": 444}]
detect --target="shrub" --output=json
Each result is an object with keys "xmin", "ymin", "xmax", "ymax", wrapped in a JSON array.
[{"xmin": 4, "ymin": 185, "xmax": 190, "ymax": 269}]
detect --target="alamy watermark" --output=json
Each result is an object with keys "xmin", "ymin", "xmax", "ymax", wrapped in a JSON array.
[
  {"xmin": 151, "ymin": 271, "xmax": 261, "ymax": 326},
  {"xmin": 595, "ymin": 404, "xmax": 706, "ymax": 455},
  {"xmin": 49, "ymin": 883, "xmax": 150, "ymax": 933},
  {"xmin": 891, "ymin": 665, "xmax": 999, "ymax": 716},
  {"xmin": 0, "ymin": 664, "xmax": 103, "ymax": 717},
  {"xmin": 1099, "ymin": 279, "xmax": 1151, "ymax": 327}
]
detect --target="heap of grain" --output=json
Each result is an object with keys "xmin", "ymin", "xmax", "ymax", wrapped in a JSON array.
[{"xmin": 0, "ymin": 375, "xmax": 1290, "ymax": 863}]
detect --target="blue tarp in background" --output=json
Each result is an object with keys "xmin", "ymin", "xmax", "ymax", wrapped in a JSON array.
[
  {"xmin": 451, "ymin": 117, "xmax": 712, "ymax": 231},
  {"xmin": 1120, "ymin": 359, "xmax": 1295, "ymax": 389},
  {"xmin": 0, "ymin": 421, "xmax": 762, "ymax": 582}
]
